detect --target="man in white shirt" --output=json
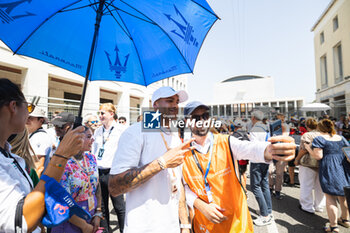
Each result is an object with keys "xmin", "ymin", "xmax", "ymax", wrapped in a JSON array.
[
  {"xmin": 26, "ymin": 107, "xmax": 52, "ymax": 176},
  {"xmin": 92, "ymin": 103, "xmax": 126, "ymax": 233},
  {"xmin": 108, "ymin": 87, "xmax": 193, "ymax": 233}
]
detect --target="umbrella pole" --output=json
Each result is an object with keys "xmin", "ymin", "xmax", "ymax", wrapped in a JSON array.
[{"xmin": 74, "ymin": 0, "xmax": 106, "ymax": 128}]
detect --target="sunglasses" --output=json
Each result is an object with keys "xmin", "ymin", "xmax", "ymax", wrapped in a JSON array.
[
  {"xmin": 119, "ymin": 120, "xmax": 125, "ymax": 123},
  {"xmin": 98, "ymin": 111, "xmax": 106, "ymax": 116},
  {"xmin": 89, "ymin": 120, "xmax": 98, "ymax": 124},
  {"xmin": 55, "ymin": 125, "xmax": 66, "ymax": 130},
  {"xmin": 191, "ymin": 112, "xmax": 210, "ymax": 122},
  {"xmin": 27, "ymin": 103, "xmax": 35, "ymax": 114}
]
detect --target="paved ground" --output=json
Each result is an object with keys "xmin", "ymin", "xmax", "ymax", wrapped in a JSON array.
[
  {"xmin": 108, "ymin": 170, "xmax": 349, "ymax": 233},
  {"xmin": 247, "ymin": 171, "xmax": 349, "ymax": 233}
]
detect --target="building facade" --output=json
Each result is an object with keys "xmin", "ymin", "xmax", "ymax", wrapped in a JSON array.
[
  {"xmin": 209, "ymin": 75, "xmax": 304, "ymax": 119},
  {"xmin": 312, "ymin": 0, "xmax": 350, "ymax": 118},
  {"xmin": 0, "ymin": 42, "xmax": 187, "ymax": 124}
]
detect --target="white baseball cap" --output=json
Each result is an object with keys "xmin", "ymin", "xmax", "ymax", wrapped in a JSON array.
[
  {"xmin": 151, "ymin": 86, "xmax": 188, "ymax": 106},
  {"xmin": 29, "ymin": 107, "xmax": 48, "ymax": 124}
]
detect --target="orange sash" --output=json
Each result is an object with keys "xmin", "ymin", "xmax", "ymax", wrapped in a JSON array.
[{"xmin": 182, "ymin": 134, "xmax": 253, "ymax": 233}]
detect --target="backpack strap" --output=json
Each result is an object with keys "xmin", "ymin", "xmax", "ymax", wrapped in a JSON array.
[{"xmin": 29, "ymin": 128, "xmax": 46, "ymax": 139}]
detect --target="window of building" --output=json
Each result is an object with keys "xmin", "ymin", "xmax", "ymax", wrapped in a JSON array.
[
  {"xmin": 100, "ymin": 98, "xmax": 113, "ymax": 104},
  {"xmin": 240, "ymin": 104, "xmax": 246, "ymax": 113},
  {"xmin": 226, "ymin": 105, "xmax": 231, "ymax": 116},
  {"xmin": 213, "ymin": 106, "xmax": 218, "ymax": 116},
  {"xmin": 247, "ymin": 103, "xmax": 253, "ymax": 112},
  {"xmin": 219, "ymin": 105, "xmax": 225, "ymax": 116},
  {"xmin": 320, "ymin": 55, "xmax": 328, "ymax": 88},
  {"xmin": 233, "ymin": 104, "xmax": 238, "ymax": 112},
  {"xmin": 333, "ymin": 43, "xmax": 343, "ymax": 83},
  {"xmin": 320, "ymin": 31, "xmax": 324, "ymax": 44},
  {"xmin": 333, "ymin": 16, "xmax": 339, "ymax": 31},
  {"xmin": 279, "ymin": 102, "xmax": 286, "ymax": 113}
]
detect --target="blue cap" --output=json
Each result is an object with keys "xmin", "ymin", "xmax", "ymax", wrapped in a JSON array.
[
  {"xmin": 41, "ymin": 175, "xmax": 91, "ymax": 227},
  {"xmin": 184, "ymin": 101, "xmax": 209, "ymax": 117}
]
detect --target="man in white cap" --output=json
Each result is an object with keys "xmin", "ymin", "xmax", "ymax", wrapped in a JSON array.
[
  {"xmin": 109, "ymin": 86, "xmax": 193, "ymax": 233},
  {"xmin": 26, "ymin": 107, "xmax": 52, "ymax": 176}
]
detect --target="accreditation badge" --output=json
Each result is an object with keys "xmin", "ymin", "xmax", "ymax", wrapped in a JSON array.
[
  {"xmin": 88, "ymin": 195, "xmax": 95, "ymax": 212},
  {"xmin": 97, "ymin": 148, "xmax": 105, "ymax": 159}
]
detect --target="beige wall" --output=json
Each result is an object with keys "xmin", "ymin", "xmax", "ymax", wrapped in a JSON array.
[
  {"xmin": 314, "ymin": 0, "xmax": 350, "ymax": 90},
  {"xmin": 100, "ymin": 89, "xmax": 118, "ymax": 104},
  {"xmin": 0, "ymin": 65, "xmax": 23, "ymax": 88}
]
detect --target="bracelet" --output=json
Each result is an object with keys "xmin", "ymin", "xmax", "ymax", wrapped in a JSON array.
[
  {"xmin": 53, "ymin": 153, "xmax": 69, "ymax": 160},
  {"xmin": 157, "ymin": 157, "xmax": 166, "ymax": 170},
  {"xmin": 49, "ymin": 163, "xmax": 65, "ymax": 170},
  {"xmin": 180, "ymin": 224, "xmax": 191, "ymax": 229},
  {"xmin": 96, "ymin": 207, "xmax": 102, "ymax": 211}
]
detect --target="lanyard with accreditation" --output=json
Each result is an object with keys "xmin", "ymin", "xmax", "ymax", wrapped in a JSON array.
[
  {"xmin": 72, "ymin": 155, "xmax": 95, "ymax": 211},
  {"xmin": 97, "ymin": 126, "xmax": 114, "ymax": 159},
  {"xmin": 191, "ymin": 133, "xmax": 214, "ymax": 203}
]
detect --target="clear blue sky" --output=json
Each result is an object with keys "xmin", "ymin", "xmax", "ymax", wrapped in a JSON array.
[{"xmin": 187, "ymin": 0, "xmax": 331, "ymax": 104}]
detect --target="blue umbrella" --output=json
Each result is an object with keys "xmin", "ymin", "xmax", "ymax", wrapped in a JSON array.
[{"xmin": 0, "ymin": 0, "xmax": 218, "ymax": 123}]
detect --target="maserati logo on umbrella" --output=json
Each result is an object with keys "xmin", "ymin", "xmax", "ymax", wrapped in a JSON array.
[
  {"xmin": 164, "ymin": 4, "xmax": 198, "ymax": 47},
  {"xmin": 105, "ymin": 45, "xmax": 130, "ymax": 79},
  {"xmin": 0, "ymin": 0, "xmax": 35, "ymax": 24}
]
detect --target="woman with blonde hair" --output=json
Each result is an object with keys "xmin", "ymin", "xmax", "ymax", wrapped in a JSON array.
[
  {"xmin": 305, "ymin": 119, "xmax": 350, "ymax": 232},
  {"xmin": 8, "ymin": 129, "xmax": 41, "ymax": 185}
]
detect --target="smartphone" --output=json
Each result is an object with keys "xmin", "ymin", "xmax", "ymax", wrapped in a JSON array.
[
  {"xmin": 269, "ymin": 120, "xmax": 282, "ymax": 137},
  {"xmin": 269, "ymin": 120, "xmax": 285, "ymax": 156}
]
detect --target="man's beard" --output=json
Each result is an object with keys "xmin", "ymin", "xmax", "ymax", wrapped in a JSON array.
[{"xmin": 191, "ymin": 127, "xmax": 210, "ymax": 136}]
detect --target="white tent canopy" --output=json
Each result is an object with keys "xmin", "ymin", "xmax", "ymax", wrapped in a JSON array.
[{"xmin": 300, "ymin": 103, "xmax": 331, "ymax": 112}]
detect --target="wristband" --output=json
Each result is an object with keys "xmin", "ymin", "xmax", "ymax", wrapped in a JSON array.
[
  {"xmin": 53, "ymin": 153, "xmax": 69, "ymax": 160},
  {"xmin": 96, "ymin": 207, "xmax": 102, "ymax": 211},
  {"xmin": 180, "ymin": 224, "xmax": 191, "ymax": 229},
  {"xmin": 93, "ymin": 212, "xmax": 104, "ymax": 219},
  {"xmin": 157, "ymin": 157, "xmax": 166, "ymax": 170},
  {"xmin": 49, "ymin": 163, "xmax": 65, "ymax": 170}
]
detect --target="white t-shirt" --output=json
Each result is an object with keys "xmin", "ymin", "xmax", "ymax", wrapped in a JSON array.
[
  {"xmin": 29, "ymin": 129, "xmax": 52, "ymax": 157},
  {"xmin": 0, "ymin": 143, "xmax": 32, "ymax": 232},
  {"xmin": 92, "ymin": 121, "xmax": 125, "ymax": 169},
  {"xmin": 110, "ymin": 122, "xmax": 182, "ymax": 233}
]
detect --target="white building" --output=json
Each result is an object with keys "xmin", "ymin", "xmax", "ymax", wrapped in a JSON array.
[
  {"xmin": 311, "ymin": 0, "xmax": 350, "ymax": 118},
  {"xmin": 0, "ymin": 42, "xmax": 188, "ymax": 124},
  {"xmin": 209, "ymin": 75, "xmax": 304, "ymax": 119}
]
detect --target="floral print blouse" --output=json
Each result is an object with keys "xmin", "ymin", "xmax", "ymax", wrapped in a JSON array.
[{"xmin": 60, "ymin": 152, "xmax": 99, "ymax": 202}]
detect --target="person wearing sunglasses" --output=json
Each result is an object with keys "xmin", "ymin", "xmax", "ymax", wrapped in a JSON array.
[
  {"xmin": 118, "ymin": 116, "xmax": 127, "ymax": 125},
  {"xmin": 0, "ymin": 78, "xmax": 85, "ymax": 232},
  {"xmin": 84, "ymin": 113, "xmax": 99, "ymax": 134},
  {"xmin": 51, "ymin": 112, "xmax": 75, "ymax": 141},
  {"xmin": 26, "ymin": 107, "xmax": 52, "ymax": 177},
  {"xmin": 181, "ymin": 101, "xmax": 296, "ymax": 233}
]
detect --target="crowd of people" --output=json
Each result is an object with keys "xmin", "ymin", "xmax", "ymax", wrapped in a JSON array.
[{"xmin": 0, "ymin": 78, "xmax": 349, "ymax": 233}]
